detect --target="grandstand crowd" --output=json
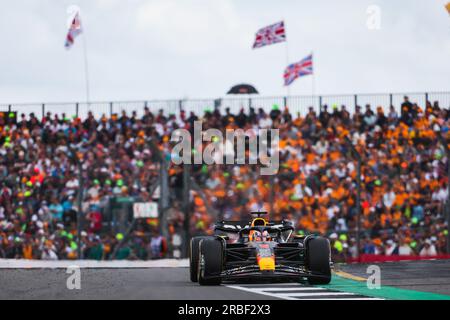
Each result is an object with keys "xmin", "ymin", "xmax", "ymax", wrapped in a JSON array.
[{"xmin": 0, "ymin": 96, "xmax": 449, "ymax": 261}]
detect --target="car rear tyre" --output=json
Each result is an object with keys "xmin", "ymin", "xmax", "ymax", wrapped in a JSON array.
[
  {"xmin": 306, "ymin": 237, "xmax": 332, "ymax": 285},
  {"xmin": 189, "ymin": 236, "xmax": 208, "ymax": 282},
  {"xmin": 290, "ymin": 236, "xmax": 305, "ymax": 246},
  {"xmin": 198, "ymin": 239, "xmax": 223, "ymax": 286}
]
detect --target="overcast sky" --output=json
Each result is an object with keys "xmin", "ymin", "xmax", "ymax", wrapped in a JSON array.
[{"xmin": 0, "ymin": 0, "xmax": 449, "ymax": 104}]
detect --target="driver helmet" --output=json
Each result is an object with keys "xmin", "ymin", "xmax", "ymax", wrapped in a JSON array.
[{"xmin": 250, "ymin": 230, "xmax": 262, "ymax": 242}]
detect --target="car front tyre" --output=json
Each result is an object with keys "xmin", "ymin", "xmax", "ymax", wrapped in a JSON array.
[
  {"xmin": 189, "ymin": 236, "xmax": 208, "ymax": 282},
  {"xmin": 198, "ymin": 238, "xmax": 223, "ymax": 286},
  {"xmin": 306, "ymin": 237, "xmax": 332, "ymax": 285}
]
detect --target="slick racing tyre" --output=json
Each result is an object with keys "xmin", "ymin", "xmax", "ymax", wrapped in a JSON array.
[
  {"xmin": 198, "ymin": 238, "xmax": 223, "ymax": 286},
  {"xmin": 189, "ymin": 236, "xmax": 208, "ymax": 282},
  {"xmin": 306, "ymin": 237, "xmax": 332, "ymax": 285}
]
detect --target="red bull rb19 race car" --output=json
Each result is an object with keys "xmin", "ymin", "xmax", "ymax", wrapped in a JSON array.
[{"xmin": 190, "ymin": 212, "xmax": 332, "ymax": 286}]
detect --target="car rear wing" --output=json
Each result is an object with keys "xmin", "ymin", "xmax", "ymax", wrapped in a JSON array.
[
  {"xmin": 214, "ymin": 221, "xmax": 248, "ymax": 233},
  {"xmin": 268, "ymin": 220, "xmax": 294, "ymax": 231},
  {"xmin": 214, "ymin": 220, "xmax": 294, "ymax": 234}
]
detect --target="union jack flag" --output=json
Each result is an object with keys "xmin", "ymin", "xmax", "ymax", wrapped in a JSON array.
[
  {"xmin": 284, "ymin": 54, "xmax": 313, "ymax": 86},
  {"xmin": 65, "ymin": 12, "xmax": 83, "ymax": 49},
  {"xmin": 253, "ymin": 21, "xmax": 286, "ymax": 49}
]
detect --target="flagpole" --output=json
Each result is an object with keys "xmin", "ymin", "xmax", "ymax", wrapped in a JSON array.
[
  {"xmin": 83, "ymin": 33, "xmax": 91, "ymax": 106},
  {"xmin": 311, "ymin": 51, "xmax": 316, "ymax": 110},
  {"xmin": 284, "ymin": 20, "xmax": 291, "ymax": 102},
  {"xmin": 81, "ymin": 27, "xmax": 91, "ymax": 105},
  {"xmin": 285, "ymin": 41, "xmax": 291, "ymax": 99}
]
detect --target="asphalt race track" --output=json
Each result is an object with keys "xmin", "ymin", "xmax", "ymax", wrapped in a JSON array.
[
  {"xmin": 0, "ymin": 260, "xmax": 449, "ymax": 300},
  {"xmin": 337, "ymin": 259, "xmax": 450, "ymax": 296},
  {"xmin": 0, "ymin": 268, "xmax": 274, "ymax": 300}
]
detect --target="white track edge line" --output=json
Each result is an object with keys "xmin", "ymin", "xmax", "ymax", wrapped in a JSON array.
[{"xmin": 226, "ymin": 285, "xmax": 296, "ymax": 300}]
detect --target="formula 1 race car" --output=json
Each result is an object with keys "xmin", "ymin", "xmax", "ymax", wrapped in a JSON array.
[{"xmin": 189, "ymin": 212, "xmax": 332, "ymax": 286}]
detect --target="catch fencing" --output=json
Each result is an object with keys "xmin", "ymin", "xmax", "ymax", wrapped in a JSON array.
[{"xmin": 1, "ymin": 91, "xmax": 449, "ymax": 120}]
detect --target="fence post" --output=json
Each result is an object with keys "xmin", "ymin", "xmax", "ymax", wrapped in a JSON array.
[
  {"xmin": 389, "ymin": 94, "xmax": 393, "ymax": 107},
  {"xmin": 182, "ymin": 164, "xmax": 191, "ymax": 258},
  {"xmin": 8, "ymin": 105, "xmax": 11, "ymax": 112},
  {"xmin": 249, "ymin": 98, "xmax": 252, "ymax": 109},
  {"xmin": 268, "ymin": 175, "xmax": 275, "ymax": 215},
  {"xmin": 76, "ymin": 159, "xmax": 84, "ymax": 259},
  {"xmin": 159, "ymin": 154, "xmax": 170, "ymax": 243},
  {"xmin": 319, "ymin": 96, "xmax": 323, "ymax": 112},
  {"xmin": 344, "ymin": 136, "xmax": 362, "ymax": 262},
  {"xmin": 109, "ymin": 102, "xmax": 113, "ymax": 117},
  {"xmin": 75, "ymin": 103, "xmax": 79, "ymax": 118},
  {"xmin": 425, "ymin": 92, "xmax": 429, "ymax": 103},
  {"xmin": 354, "ymin": 95, "xmax": 358, "ymax": 111},
  {"xmin": 42, "ymin": 104, "xmax": 45, "ymax": 119},
  {"xmin": 178, "ymin": 100, "xmax": 183, "ymax": 112},
  {"xmin": 437, "ymin": 134, "xmax": 450, "ymax": 254},
  {"xmin": 283, "ymin": 96, "xmax": 288, "ymax": 108},
  {"xmin": 443, "ymin": 135, "xmax": 450, "ymax": 254}
]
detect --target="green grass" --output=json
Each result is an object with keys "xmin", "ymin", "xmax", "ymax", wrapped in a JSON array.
[{"xmin": 322, "ymin": 275, "xmax": 450, "ymax": 300}]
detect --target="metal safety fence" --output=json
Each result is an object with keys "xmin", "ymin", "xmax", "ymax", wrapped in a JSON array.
[{"xmin": 1, "ymin": 91, "xmax": 449, "ymax": 120}]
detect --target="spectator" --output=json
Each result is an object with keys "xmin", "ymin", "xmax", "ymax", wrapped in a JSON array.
[
  {"xmin": 420, "ymin": 239, "xmax": 437, "ymax": 257},
  {"xmin": 385, "ymin": 240, "xmax": 399, "ymax": 256},
  {"xmin": 49, "ymin": 198, "xmax": 64, "ymax": 222},
  {"xmin": 398, "ymin": 238, "xmax": 414, "ymax": 256},
  {"xmin": 0, "ymin": 96, "xmax": 448, "ymax": 262},
  {"xmin": 150, "ymin": 231, "xmax": 167, "ymax": 259}
]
